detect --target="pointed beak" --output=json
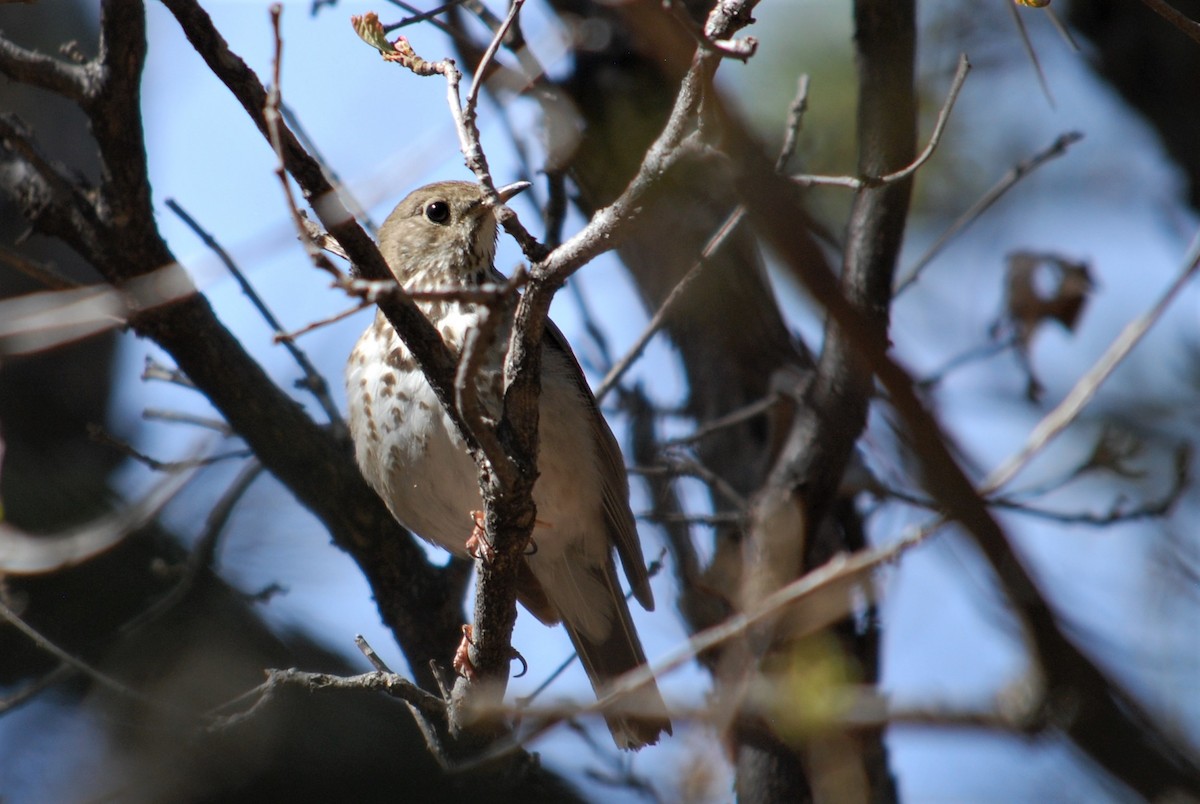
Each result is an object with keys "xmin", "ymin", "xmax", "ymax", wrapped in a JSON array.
[{"xmin": 496, "ymin": 181, "xmax": 532, "ymax": 203}]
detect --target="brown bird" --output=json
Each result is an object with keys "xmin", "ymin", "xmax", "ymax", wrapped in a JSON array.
[{"xmin": 345, "ymin": 180, "xmax": 671, "ymax": 749}]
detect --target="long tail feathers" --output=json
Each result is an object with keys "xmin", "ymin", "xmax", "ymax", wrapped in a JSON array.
[{"xmin": 559, "ymin": 561, "xmax": 672, "ymax": 750}]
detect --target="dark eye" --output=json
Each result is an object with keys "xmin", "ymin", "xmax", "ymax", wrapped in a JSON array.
[{"xmin": 424, "ymin": 201, "xmax": 450, "ymax": 224}]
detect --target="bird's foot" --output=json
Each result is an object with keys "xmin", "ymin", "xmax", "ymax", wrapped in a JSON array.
[
  {"xmin": 465, "ymin": 511, "xmax": 495, "ymax": 563},
  {"xmin": 453, "ymin": 624, "xmax": 477, "ymax": 681}
]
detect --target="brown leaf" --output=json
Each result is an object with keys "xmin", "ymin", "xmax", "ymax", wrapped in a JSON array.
[{"xmin": 1003, "ymin": 250, "xmax": 1094, "ymax": 346}]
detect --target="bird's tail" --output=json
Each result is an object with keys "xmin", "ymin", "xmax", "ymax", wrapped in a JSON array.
[{"xmin": 559, "ymin": 561, "xmax": 672, "ymax": 750}]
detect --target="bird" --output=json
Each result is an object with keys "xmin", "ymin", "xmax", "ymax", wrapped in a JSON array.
[{"xmin": 345, "ymin": 180, "xmax": 671, "ymax": 749}]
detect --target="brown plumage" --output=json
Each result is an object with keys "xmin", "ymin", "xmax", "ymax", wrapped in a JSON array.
[{"xmin": 345, "ymin": 181, "xmax": 671, "ymax": 748}]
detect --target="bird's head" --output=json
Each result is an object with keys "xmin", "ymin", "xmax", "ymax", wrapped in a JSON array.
[{"xmin": 377, "ymin": 180, "xmax": 529, "ymax": 290}]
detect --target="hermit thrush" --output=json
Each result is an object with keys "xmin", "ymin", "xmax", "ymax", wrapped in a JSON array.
[{"xmin": 345, "ymin": 180, "xmax": 671, "ymax": 749}]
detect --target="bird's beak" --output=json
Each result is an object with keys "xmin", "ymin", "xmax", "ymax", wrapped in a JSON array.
[{"xmin": 496, "ymin": 181, "xmax": 532, "ymax": 203}]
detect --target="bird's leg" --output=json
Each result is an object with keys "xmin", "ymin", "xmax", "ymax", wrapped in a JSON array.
[
  {"xmin": 453, "ymin": 623, "xmax": 477, "ymax": 680},
  {"xmin": 465, "ymin": 510, "xmax": 496, "ymax": 563}
]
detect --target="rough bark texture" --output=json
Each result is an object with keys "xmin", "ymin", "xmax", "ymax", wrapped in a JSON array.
[
  {"xmin": 531, "ymin": 1, "xmax": 891, "ymax": 800},
  {"xmin": 0, "ymin": 2, "xmax": 576, "ymax": 798}
]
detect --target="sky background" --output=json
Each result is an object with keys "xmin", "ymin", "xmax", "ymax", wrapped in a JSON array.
[{"xmin": 4, "ymin": 0, "xmax": 1200, "ymax": 801}]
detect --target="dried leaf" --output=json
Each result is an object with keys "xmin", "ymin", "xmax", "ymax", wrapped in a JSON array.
[
  {"xmin": 998, "ymin": 251, "xmax": 1094, "ymax": 402},
  {"xmin": 1003, "ymin": 251, "xmax": 1094, "ymax": 344}
]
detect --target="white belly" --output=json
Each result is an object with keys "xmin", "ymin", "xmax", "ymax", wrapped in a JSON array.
[{"xmin": 346, "ymin": 317, "xmax": 609, "ymax": 569}]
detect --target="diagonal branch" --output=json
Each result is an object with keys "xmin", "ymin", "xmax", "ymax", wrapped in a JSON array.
[
  {"xmin": 1, "ymin": 0, "xmax": 464, "ymax": 692},
  {"xmin": 161, "ymin": 0, "xmax": 469, "ymax": 450},
  {"xmin": 0, "ymin": 33, "xmax": 91, "ymax": 101}
]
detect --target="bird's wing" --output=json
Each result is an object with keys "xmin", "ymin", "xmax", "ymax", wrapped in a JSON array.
[{"xmin": 541, "ymin": 318, "xmax": 654, "ymax": 611}]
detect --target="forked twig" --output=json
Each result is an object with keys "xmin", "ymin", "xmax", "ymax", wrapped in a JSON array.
[{"xmin": 793, "ymin": 54, "xmax": 970, "ymax": 190}]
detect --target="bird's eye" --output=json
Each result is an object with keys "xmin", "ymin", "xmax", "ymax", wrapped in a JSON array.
[{"xmin": 424, "ymin": 201, "xmax": 451, "ymax": 224}]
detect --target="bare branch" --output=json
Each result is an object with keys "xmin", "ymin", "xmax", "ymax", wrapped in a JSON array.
[
  {"xmin": 165, "ymin": 198, "xmax": 343, "ymax": 427},
  {"xmin": 87, "ymin": 425, "xmax": 251, "ymax": 472},
  {"xmin": 895, "ymin": 131, "xmax": 1084, "ymax": 295},
  {"xmin": 0, "ymin": 243, "xmax": 80, "ymax": 290},
  {"xmin": 0, "ymin": 596, "xmax": 191, "ymax": 718},
  {"xmin": 0, "ymin": 465, "xmax": 197, "ymax": 575},
  {"xmin": 792, "ymin": 53, "xmax": 970, "ymax": 190},
  {"xmin": 595, "ymin": 206, "xmax": 747, "ymax": 403},
  {"xmin": 1138, "ymin": 0, "xmax": 1200, "ymax": 44},
  {"xmin": 141, "ymin": 356, "xmax": 195, "ymax": 389},
  {"xmin": 984, "ymin": 238, "xmax": 1200, "ymax": 494},
  {"xmin": 775, "ymin": 74, "xmax": 811, "ymax": 173},
  {"xmin": 662, "ymin": 393, "xmax": 782, "ymax": 448},
  {"xmin": 0, "ymin": 32, "xmax": 91, "ymax": 101},
  {"xmin": 142, "ymin": 408, "xmax": 234, "ymax": 435},
  {"xmin": 274, "ymin": 299, "xmax": 371, "ymax": 343},
  {"xmin": 1007, "ymin": 0, "xmax": 1055, "ymax": 107},
  {"xmin": 209, "ymin": 668, "xmax": 445, "ymax": 729}
]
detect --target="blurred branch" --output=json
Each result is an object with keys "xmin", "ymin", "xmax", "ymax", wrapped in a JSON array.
[
  {"xmin": 595, "ymin": 206, "xmax": 746, "ymax": 403},
  {"xmin": 793, "ymin": 53, "xmax": 969, "ymax": 190},
  {"xmin": 87, "ymin": 425, "xmax": 248, "ymax": 472},
  {"xmin": 984, "ymin": 236, "xmax": 1200, "ymax": 495},
  {"xmin": 0, "ymin": 32, "xmax": 90, "ymax": 100},
  {"xmin": 1138, "ymin": 0, "xmax": 1200, "ymax": 44},
  {"xmin": 0, "ymin": 596, "xmax": 188, "ymax": 718},
  {"xmin": 0, "ymin": 465, "xmax": 197, "ymax": 575},
  {"xmin": 141, "ymin": 355, "xmax": 196, "ymax": 389},
  {"xmin": 142, "ymin": 408, "xmax": 234, "ymax": 436},
  {"xmin": 0, "ymin": 244, "xmax": 79, "ymax": 290},
  {"xmin": 708, "ymin": 0, "xmax": 1200, "ymax": 796},
  {"xmin": 1007, "ymin": 0, "xmax": 1054, "ymax": 106},
  {"xmin": 896, "ymin": 131, "xmax": 1084, "ymax": 295},
  {"xmin": 0, "ymin": 0, "xmax": 463, "ymax": 693},
  {"xmin": 165, "ymin": 198, "xmax": 343, "ymax": 428}
]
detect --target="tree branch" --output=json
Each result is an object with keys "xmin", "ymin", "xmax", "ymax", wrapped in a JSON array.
[{"xmin": 1, "ymin": 0, "xmax": 463, "ymax": 692}]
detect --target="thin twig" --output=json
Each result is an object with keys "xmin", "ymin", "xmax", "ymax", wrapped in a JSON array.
[
  {"xmin": 594, "ymin": 206, "xmax": 746, "ymax": 403},
  {"xmin": 0, "ymin": 664, "xmax": 73, "ymax": 715},
  {"xmin": 662, "ymin": 393, "xmax": 782, "ymax": 447},
  {"xmin": 384, "ymin": 0, "xmax": 461, "ymax": 35},
  {"xmin": 165, "ymin": 198, "xmax": 343, "ymax": 427},
  {"xmin": 265, "ymin": 5, "xmax": 342, "ymax": 285},
  {"xmin": 87, "ymin": 424, "xmax": 250, "ymax": 472},
  {"xmin": 274, "ymin": 299, "xmax": 371, "ymax": 343},
  {"xmin": 895, "ymin": 131, "xmax": 1083, "ymax": 295},
  {"xmin": 916, "ymin": 336, "xmax": 1018, "ymax": 391},
  {"xmin": 356, "ymin": 635, "xmax": 394, "ymax": 673},
  {"xmin": 141, "ymin": 355, "xmax": 195, "ymax": 389},
  {"xmin": 0, "ymin": 597, "xmax": 191, "ymax": 717},
  {"xmin": 632, "ymin": 457, "xmax": 748, "ymax": 509},
  {"xmin": 1138, "ymin": 0, "xmax": 1200, "ymax": 44},
  {"xmin": 792, "ymin": 54, "xmax": 970, "ymax": 190},
  {"xmin": 775, "ymin": 74, "xmax": 811, "ymax": 173},
  {"xmin": 984, "ymin": 232, "xmax": 1200, "ymax": 495},
  {"xmin": 0, "ymin": 244, "xmax": 80, "ymax": 290},
  {"xmin": 463, "ymin": 0, "xmax": 521, "ymax": 115},
  {"xmin": 280, "ymin": 102, "xmax": 377, "ymax": 236},
  {"xmin": 142, "ymin": 408, "xmax": 234, "ymax": 436},
  {"xmin": 1007, "ymin": 0, "xmax": 1055, "ymax": 107}
]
